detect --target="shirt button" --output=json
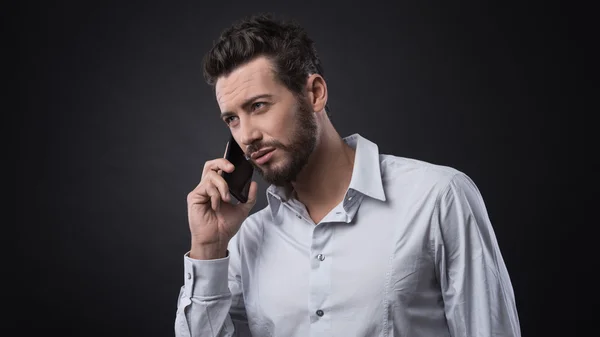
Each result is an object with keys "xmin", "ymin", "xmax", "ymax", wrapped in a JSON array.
[
  {"xmin": 187, "ymin": 273, "xmax": 191, "ymax": 280},
  {"xmin": 316, "ymin": 309, "xmax": 324, "ymax": 317},
  {"xmin": 316, "ymin": 254, "xmax": 325, "ymax": 261},
  {"xmin": 296, "ymin": 214, "xmax": 302, "ymax": 219}
]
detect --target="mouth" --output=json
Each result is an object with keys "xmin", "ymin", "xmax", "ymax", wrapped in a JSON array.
[{"xmin": 251, "ymin": 148, "xmax": 276, "ymax": 165}]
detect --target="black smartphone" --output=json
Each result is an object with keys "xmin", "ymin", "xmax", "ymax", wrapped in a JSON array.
[{"xmin": 221, "ymin": 134, "xmax": 254, "ymax": 203}]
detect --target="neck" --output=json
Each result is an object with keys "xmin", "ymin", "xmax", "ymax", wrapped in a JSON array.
[{"xmin": 291, "ymin": 118, "xmax": 355, "ymax": 221}]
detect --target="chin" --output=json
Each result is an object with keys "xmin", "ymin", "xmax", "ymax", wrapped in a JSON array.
[
  {"xmin": 259, "ymin": 159, "xmax": 295, "ymax": 186},
  {"xmin": 261, "ymin": 161, "xmax": 286, "ymax": 177}
]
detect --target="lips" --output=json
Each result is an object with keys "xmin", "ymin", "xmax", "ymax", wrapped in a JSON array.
[
  {"xmin": 250, "ymin": 147, "xmax": 275, "ymax": 160},
  {"xmin": 251, "ymin": 148, "xmax": 276, "ymax": 165}
]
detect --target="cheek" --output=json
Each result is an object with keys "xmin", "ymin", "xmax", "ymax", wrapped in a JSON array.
[{"xmin": 259, "ymin": 110, "xmax": 294, "ymax": 137}]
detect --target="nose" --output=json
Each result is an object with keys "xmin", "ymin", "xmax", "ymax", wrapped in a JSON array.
[{"xmin": 237, "ymin": 116, "xmax": 262, "ymax": 149}]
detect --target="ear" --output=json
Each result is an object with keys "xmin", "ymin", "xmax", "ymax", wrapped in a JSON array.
[{"xmin": 305, "ymin": 74, "xmax": 328, "ymax": 113}]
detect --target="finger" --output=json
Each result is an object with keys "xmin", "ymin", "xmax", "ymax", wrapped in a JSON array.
[
  {"xmin": 188, "ymin": 181, "xmax": 213, "ymax": 205},
  {"xmin": 205, "ymin": 185, "xmax": 221, "ymax": 212},
  {"xmin": 202, "ymin": 158, "xmax": 235, "ymax": 179},
  {"xmin": 205, "ymin": 171, "xmax": 231, "ymax": 202}
]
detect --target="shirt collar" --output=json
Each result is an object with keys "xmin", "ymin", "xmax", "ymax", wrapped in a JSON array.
[
  {"xmin": 344, "ymin": 133, "xmax": 386, "ymax": 202},
  {"xmin": 266, "ymin": 133, "xmax": 386, "ymax": 216}
]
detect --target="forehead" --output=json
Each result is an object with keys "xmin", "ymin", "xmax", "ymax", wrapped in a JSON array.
[{"xmin": 215, "ymin": 57, "xmax": 280, "ymax": 112}]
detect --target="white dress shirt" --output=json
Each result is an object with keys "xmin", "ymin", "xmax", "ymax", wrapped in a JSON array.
[{"xmin": 175, "ymin": 133, "xmax": 521, "ymax": 337}]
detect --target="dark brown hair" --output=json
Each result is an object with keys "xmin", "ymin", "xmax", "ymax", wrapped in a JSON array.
[{"xmin": 202, "ymin": 13, "xmax": 330, "ymax": 114}]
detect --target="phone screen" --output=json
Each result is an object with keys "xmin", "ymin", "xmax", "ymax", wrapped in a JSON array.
[{"xmin": 221, "ymin": 134, "xmax": 254, "ymax": 203}]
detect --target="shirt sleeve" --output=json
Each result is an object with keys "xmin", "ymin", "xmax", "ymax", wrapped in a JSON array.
[
  {"xmin": 432, "ymin": 172, "xmax": 521, "ymax": 337},
  {"xmin": 174, "ymin": 236, "xmax": 252, "ymax": 337}
]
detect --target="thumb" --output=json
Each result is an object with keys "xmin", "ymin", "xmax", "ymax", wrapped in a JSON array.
[{"xmin": 240, "ymin": 181, "xmax": 259, "ymax": 211}]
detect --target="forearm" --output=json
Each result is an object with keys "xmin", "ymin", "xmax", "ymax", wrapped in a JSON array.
[
  {"xmin": 440, "ymin": 252, "xmax": 521, "ymax": 337},
  {"xmin": 174, "ymin": 253, "xmax": 241, "ymax": 337}
]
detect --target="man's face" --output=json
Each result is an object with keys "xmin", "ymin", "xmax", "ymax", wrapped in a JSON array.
[{"xmin": 215, "ymin": 56, "xmax": 317, "ymax": 186}]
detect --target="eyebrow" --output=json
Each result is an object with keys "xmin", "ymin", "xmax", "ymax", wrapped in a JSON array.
[{"xmin": 219, "ymin": 94, "xmax": 274, "ymax": 120}]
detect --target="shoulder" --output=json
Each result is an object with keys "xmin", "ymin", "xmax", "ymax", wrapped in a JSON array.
[
  {"xmin": 379, "ymin": 154, "xmax": 473, "ymax": 195},
  {"xmin": 378, "ymin": 154, "xmax": 490, "ymax": 227}
]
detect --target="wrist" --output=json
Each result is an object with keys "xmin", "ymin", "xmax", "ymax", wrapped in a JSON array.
[{"xmin": 190, "ymin": 239, "xmax": 228, "ymax": 260}]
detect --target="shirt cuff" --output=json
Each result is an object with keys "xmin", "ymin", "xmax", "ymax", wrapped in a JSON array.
[{"xmin": 183, "ymin": 251, "xmax": 230, "ymax": 298}]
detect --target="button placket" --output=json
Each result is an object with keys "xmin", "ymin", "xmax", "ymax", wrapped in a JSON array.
[{"xmin": 309, "ymin": 224, "xmax": 332, "ymax": 326}]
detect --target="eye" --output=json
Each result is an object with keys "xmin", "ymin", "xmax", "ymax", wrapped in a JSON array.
[
  {"xmin": 224, "ymin": 116, "xmax": 238, "ymax": 126},
  {"xmin": 251, "ymin": 102, "xmax": 266, "ymax": 111}
]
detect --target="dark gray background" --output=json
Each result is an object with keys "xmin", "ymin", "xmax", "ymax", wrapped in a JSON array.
[{"xmin": 13, "ymin": 0, "xmax": 590, "ymax": 336}]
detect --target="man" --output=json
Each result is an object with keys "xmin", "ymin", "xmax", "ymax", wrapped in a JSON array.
[{"xmin": 175, "ymin": 13, "xmax": 521, "ymax": 337}]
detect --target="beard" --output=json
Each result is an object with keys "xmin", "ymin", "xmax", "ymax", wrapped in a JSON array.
[{"xmin": 247, "ymin": 94, "xmax": 317, "ymax": 186}]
